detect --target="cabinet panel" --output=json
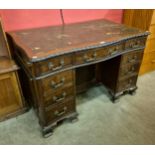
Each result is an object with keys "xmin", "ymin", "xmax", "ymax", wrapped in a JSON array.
[{"xmin": 0, "ymin": 72, "xmax": 23, "ymax": 118}]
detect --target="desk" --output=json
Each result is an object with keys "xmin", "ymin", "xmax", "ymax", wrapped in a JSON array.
[{"xmin": 7, "ymin": 19, "xmax": 149, "ymax": 137}]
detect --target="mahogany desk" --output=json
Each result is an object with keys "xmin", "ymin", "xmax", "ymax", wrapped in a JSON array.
[{"xmin": 7, "ymin": 19, "xmax": 149, "ymax": 137}]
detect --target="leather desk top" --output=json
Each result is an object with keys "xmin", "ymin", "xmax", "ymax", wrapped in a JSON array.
[{"xmin": 7, "ymin": 19, "xmax": 149, "ymax": 62}]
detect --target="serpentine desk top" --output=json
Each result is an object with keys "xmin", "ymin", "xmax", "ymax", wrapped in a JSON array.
[{"xmin": 7, "ymin": 19, "xmax": 149, "ymax": 62}]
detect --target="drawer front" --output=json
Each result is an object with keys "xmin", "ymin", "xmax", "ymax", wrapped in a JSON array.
[
  {"xmin": 121, "ymin": 50, "xmax": 143, "ymax": 65},
  {"xmin": 44, "ymin": 86, "xmax": 75, "ymax": 105},
  {"xmin": 41, "ymin": 70, "xmax": 75, "ymax": 103},
  {"xmin": 41, "ymin": 70, "xmax": 74, "ymax": 93},
  {"xmin": 75, "ymin": 43, "xmax": 123, "ymax": 65},
  {"xmin": 116, "ymin": 76, "xmax": 137, "ymax": 92},
  {"xmin": 75, "ymin": 48, "xmax": 107, "ymax": 65},
  {"xmin": 125, "ymin": 37, "xmax": 146, "ymax": 50},
  {"xmin": 119, "ymin": 63, "xmax": 141, "ymax": 80},
  {"xmin": 107, "ymin": 43, "xmax": 124, "ymax": 56},
  {"xmin": 44, "ymin": 98, "xmax": 75, "ymax": 125},
  {"xmin": 34, "ymin": 54, "xmax": 73, "ymax": 76}
]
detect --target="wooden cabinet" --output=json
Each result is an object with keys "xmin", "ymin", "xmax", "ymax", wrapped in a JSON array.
[
  {"xmin": 123, "ymin": 9, "xmax": 155, "ymax": 75},
  {"xmin": 0, "ymin": 18, "xmax": 27, "ymax": 121}
]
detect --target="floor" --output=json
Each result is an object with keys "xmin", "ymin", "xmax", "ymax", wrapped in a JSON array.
[{"xmin": 0, "ymin": 71, "xmax": 155, "ymax": 145}]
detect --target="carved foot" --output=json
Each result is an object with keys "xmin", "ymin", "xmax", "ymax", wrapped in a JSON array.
[
  {"xmin": 129, "ymin": 90, "xmax": 136, "ymax": 96},
  {"xmin": 42, "ymin": 112, "xmax": 78, "ymax": 137},
  {"xmin": 67, "ymin": 112, "xmax": 79, "ymax": 123},
  {"xmin": 42, "ymin": 128, "xmax": 53, "ymax": 138},
  {"xmin": 111, "ymin": 96, "xmax": 120, "ymax": 103},
  {"xmin": 69, "ymin": 116, "xmax": 79, "ymax": 123}
]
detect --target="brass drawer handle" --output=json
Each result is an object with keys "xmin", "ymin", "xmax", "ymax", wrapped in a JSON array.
[
  {"xmin": 124, "ymin": 66, "xmax": 135, "ymax": 75},
  {"xmin": 129, "ymin": 43, "xmax": 135, "ymax": 48},
  {"xmin": 111, "ymin": 51, "xmax": 118, "ymax": 55},
  {"xmin": 51, "ymin": 77, "xmax": 65, "ymax": 89},
  {"xmin": 129, "ymin": 41, "xmax": 140, "ymax": 48},
  {"xmin": 48, "ymin": 59, "xmax": 64, "ymax": 71},
  {"xmin": 54, "ymin": 107, "xmax": 67, "ymax": 117},
  {"xmin": 109, "ymin": 46, "xmax": 119, "ymax": 55},
  {"xmin": 53, "ymin": 92, "xmax": 66, "ymax": 103},
  {"xmin": 128, "ymin": 55, "xmax": 137, "ymax": 63},
  {"xmin": 84, "ymin": 52, "xmax": 97, "ymax": 62}
]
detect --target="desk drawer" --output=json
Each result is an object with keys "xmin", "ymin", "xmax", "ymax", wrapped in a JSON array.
[
  {"xmin": 75, "ymin": 47, "xmax": 107, "ymax": 65},
  {"xmin": 119, "ymin": 63, "xmax": 140, "ymax": 80},
  {"xmin": 44, "ymin": 98, "xmax": 75, "ymax": 125},
  {"xmin": 41, "ymin": 70, "xmax": 74, "ymax": 92},
  {"xmin": 125, "ymin": 37, "xmax": 146, "ymax": 50},
  {"xmin": 75, "ymin": 43, "xmax": 123, "ymax": 65},
  {"xmin": 44, "ymin": 86, "xmax": 75, "ymax": 105},
  {"xmin": 121, "ymin": 50, "xmax": 143, "ymax": 66},
  {"xmin": 34, "ymin": 54, "xmax": 73, "ymax": 76},
  {"xmin": 116, "ymin": 76, "xmax": 137, "ymax": 92}
]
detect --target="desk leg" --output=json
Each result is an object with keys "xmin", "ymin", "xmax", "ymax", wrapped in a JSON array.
[
  {"xmin": 42, "ymin": 124, "xmax": 56, "ymax": 138},
  {"xmin": 68, "ymin": 112, "xmax": 79, "ymax": 123},
  {"xmin": 128, "ymin": 86, "xmax": 137, "ymax": 95},
  {"xmin": 111, "ymin": 94, "xmax": 120, "ymax": 103},
  {"xmin": 42, "ymin": 111, "xmax": 78, "ymax": 138}
]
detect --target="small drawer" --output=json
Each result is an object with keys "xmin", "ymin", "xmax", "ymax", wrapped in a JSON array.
[
  {"xmin": 125, "ymin": 37, "xmax": 146, "ymax": 50},
  {"xmin": 34, "ymin": 54, "xmax": 73, "ymax": 76},
  {"xmin": 44, "ymin": 98, "xmax": 76, "ymax": 125},
  {"xmin": 119, "ymin": 63, "xmax": 141, "ymax": 80},
  {"xmin": 43, "ymin": 86, "xmax": 75, "ymax": 104},
  {"xmin": 41, "ymin": 70, "xmax": 74, "ymax": 93},
  {"xmin": 116, "ymin": 76, "xmax": 137, "ymax": 92},
  {"xmin": 107, "ymin": 43, "xmax": 123, "ymax": 56},
  {"xmin": 121, "ymin": 50, "xmax": 143, "ymax": 65},
  {"xmin": 75, "ymin": 47, "xmax": 108, "ymax": 65}
]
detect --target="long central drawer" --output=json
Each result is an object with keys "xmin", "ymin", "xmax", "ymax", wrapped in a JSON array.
[{"xmin": 75, "ymin": 43, "xmax": 123, "ymax": 65}]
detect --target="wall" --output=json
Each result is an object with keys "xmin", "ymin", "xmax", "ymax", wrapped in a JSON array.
[
  {"xmin": 0, "ymin": 9, "xmax": 123, "ymax": 31},
  {"xmin": 62, "ymin": 9, "xmax": 123, "ymax": 24},
  {"xmin": 0, "ymin": 10, "xmax": 62, "ymax": 31}
]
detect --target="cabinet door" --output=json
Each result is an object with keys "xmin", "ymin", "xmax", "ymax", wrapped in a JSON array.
[{"xmin": 0, "ymin": 72, "xmax": 23, "ymax": 118}]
